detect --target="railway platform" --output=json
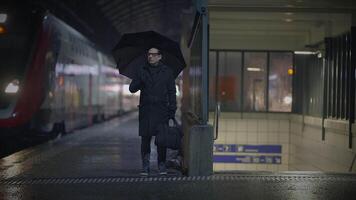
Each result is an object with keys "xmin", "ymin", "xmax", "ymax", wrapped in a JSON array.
[{"xmin": 1, "ymin": 113, "xmax": 356, "ymax": 200}]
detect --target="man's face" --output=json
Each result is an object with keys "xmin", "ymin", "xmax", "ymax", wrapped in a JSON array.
[{"xmin": 147, "ymin": 48, "xmax": 162, "ymax": 65}]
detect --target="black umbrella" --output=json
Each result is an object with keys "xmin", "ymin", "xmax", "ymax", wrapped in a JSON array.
[{"xmin": 112, "ymin": 31, "xmax": 186, "ymax": 79}]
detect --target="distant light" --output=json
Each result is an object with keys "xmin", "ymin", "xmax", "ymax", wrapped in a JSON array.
[
  {"xmin": 0, "ymin": 25, "xmax": 5, "ymax": 34},
  {"xmin": 283, "ymin": 96, "xmax": 292, "ymax": 104},
  {"xmin": 5, "ymin": 79, "xmax": 19, "ymax": 94},
  {"xmin": 0, "ymin": 14, "xmax": 7, "ymax": 23},
  {"xmin": 285, "ymin": 12, "xmax": 294, "ymax": 16},
  {"xmin": 58, "ymin": 76, "xmax": 64, "ymax": 86},
  {"xmin": 269, "ymin": 74, "xmax": 278, "ymax": 80},
  {"xmin": 285, "ymin": 18, "xmax": 293, "ymax": 22},
  {"xmin": 288, "ymin": 68, "xmax": 294, "ymax": 75},
  {"xmin": 294, "ymin": 51, "xmax": 316, "ymax": 55},
  {"xmin": 247, "ymin": 67, "xmax": 261, "ymax": 72}
]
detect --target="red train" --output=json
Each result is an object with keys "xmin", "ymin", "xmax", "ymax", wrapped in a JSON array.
[{"xmin": 0, "ymin": 4, "xmax": 138, "ymax": 137}]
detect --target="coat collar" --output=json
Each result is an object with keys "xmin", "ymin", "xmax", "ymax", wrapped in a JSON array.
[
  {"xmin": 142, "ymin": 62, "xmax": 168, "ymax": 87},
  {"xmin": 143, "ymin": 62, "xmax": 168, "ymax": 74},
  {"xmin": 143, "ymin": 61, "xmax": 166, "ymax": 69}
]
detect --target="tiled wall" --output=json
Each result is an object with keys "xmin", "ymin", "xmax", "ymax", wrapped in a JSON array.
[
  {"xmin": 289, "ymin": 115, "xmax": 356, "ymax": 172},
  {"xmin": 209, "ymin": 112, "xmax": 356, "ymax": 172},
  {"xmin": 209, "ymin": 112, "xmax": 290, "ymax": 172}
]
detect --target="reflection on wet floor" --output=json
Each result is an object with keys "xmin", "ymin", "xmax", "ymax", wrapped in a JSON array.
[{"xmin": 0, "ymin": 112, "xmax": 181, "ymax": 180}]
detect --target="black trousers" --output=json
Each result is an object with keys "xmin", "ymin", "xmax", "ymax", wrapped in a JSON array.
[{"xmin": 141, "ymin": 136, "xmax": 167, "ymax": 164}]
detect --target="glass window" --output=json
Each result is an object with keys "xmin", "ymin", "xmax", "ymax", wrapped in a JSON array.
[
  {"xmin": 268, "ymin": 52, "xmax": 293, "ymax": 112},
  {"xmin": 243, "ymin": 52, "xmax": 267, "ymax": 111},
  {"xmin": 218, "ymin": 51, "xmax": 242, "ymax": 112},
  {"xmin": 209, "ymin": 51, "xmax": 217, "ymax": 111}
]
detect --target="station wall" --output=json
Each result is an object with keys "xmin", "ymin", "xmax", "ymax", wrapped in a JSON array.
[
  {"xmin": 211, "ymin": 113, "xmax": 356, "ymax": 172},
  {"xmin": 289, "ymin": 115, "xmax": 356, "ymax": 172},
  {"xmin": 210, "ymin": 113, "xmax": 290, "ymax": 172}
]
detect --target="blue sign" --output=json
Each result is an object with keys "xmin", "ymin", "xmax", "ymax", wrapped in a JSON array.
[
  {"xmin": 214, "ymin": 144, "xmax": 282, "ymax": 154},
  {"xmin": 214, "ymin": 155, "xmax": 282, "ymax": 164}
]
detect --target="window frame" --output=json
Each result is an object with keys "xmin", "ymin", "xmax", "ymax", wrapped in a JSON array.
[{"xmin": 209, "ymin": 49, "xmax": 294, "ymax": 113}]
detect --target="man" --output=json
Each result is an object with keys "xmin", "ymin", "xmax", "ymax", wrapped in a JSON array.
[{"xmin": 129, "ymin": 47, "xmax": 177, "ymax": 176}]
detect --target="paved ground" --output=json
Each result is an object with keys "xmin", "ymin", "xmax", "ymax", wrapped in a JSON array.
[{"xmin": 1, "ymin": 112, "xmax": 356, "ymax": 200}]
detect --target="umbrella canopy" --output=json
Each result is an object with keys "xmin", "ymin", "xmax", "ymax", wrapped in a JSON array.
[{"xmin": 112, "ymin": 31, "xmax": 186, "ymax": 79}]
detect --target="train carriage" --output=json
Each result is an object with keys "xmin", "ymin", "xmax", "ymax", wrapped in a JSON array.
[{"xmin": 0, "ymin": 3, "xmax": 138, "ymax": 137}]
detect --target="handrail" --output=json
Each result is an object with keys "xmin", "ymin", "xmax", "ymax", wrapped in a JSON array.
[
  {"xmin": 349, "ymin": 153, "xmax": 356, "ymax": 172},
  {"xmin": 213, "ymin": 102, "xmax": 221, "ymax": 140}
]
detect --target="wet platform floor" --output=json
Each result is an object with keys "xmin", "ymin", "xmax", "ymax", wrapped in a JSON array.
[{"xmin": 1, "ymin": 113, "xmax": 356, "ymax": 199}]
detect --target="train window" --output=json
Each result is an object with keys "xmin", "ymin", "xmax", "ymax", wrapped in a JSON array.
[
  {"xmin": 243, "ymin": 52, "xmax": 267, "ymax": 112},
  {"xmin": 268, "ymin": 52, "xmax": 293, "ymax": 112}
]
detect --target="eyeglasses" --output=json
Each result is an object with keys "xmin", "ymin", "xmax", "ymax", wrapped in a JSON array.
[{"xmin": 147, "ymin": 53, "xmax": 160, "ymax": 57}]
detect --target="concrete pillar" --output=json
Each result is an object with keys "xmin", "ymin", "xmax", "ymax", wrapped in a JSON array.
[{"xmin": 187, "ymin": 125, "xmax": 213, "ymax": 176}]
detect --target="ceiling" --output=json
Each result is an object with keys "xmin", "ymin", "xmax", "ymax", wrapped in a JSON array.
[
  {"xmin": 208, "ymin": 0, "xmax": 356, "ymax": 11},
  {"xmin": 16, "ymin": 0, "xmax": 355, "ymax": 51},
  {"xmin": 207, "ymin": 0, "xmax": 355, "ymax": 50},
  {"xmin": 28, "ymin": 0, "xmax": 192, "ymax": 52},
  {"xmin": 96, "ymin": 0, "xmax": 192, "ymax": 37}
]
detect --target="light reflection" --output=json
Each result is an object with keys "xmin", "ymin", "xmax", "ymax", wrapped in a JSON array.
[
  {"xmin": 55, "ymin": 63, "xmax": 98, "ymax": 75},
  {"xmin": 0, "ymin": 154, "xmax": 25, "ymax": 179},
  {"xmin": 100, "ymin": 85, "xmax": 120, "ymax": 92},
  {"xmin": 101, "ymin": 65, "xmax": 120, "ymax": 77},
  {"xmin": 55, "ymin": 64, "xmax": 121, "ymax": 77}
]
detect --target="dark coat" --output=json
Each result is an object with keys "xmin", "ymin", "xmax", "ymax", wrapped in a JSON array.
[{"xmin": 129, "ymin": 62, "xmax": 177, "ymax": 137}]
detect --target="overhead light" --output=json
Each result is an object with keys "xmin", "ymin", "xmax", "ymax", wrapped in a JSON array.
[
  {"xmin": 247, "ymin": 67, "xmax": 261, "ymax": 72},
  {"xmin": 0, "ymin": 14, "xmax": 7, "ymax": 23},
  {"xmin": 285, "ymin": 18, "xmax": 293, "ymax": 22},
  {"xmin": 294, "ymin": 51, "xmax": 317, "ymax": 55},
  {"xmin": 5, "ymin": 79, "xmax": 20, "ymax": 94},
  {"xmin": 283, "ymin": 96, "xmax": 292, "ymax": 104}
]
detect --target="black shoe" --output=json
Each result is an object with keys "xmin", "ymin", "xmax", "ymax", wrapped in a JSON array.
[
  {"xmin": 158, "ymin": 162, "xmax": 167, "ymax": 175},
  {"xmin": 141, "ymin": 154, "xmax": 150, "ymax": 176},
  {"xmin": 140, "ymin": 169, "xmax": 149, "ymax": 176}
]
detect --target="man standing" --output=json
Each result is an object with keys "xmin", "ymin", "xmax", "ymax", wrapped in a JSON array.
[{"xmin": 129, "ymin": 47, "xmax": 177, "ymax": 176}]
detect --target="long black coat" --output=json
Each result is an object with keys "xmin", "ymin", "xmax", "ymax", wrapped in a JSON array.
[{"xmin": 129, "ymin": 63, "xmax": 177, "ymax": 137}]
